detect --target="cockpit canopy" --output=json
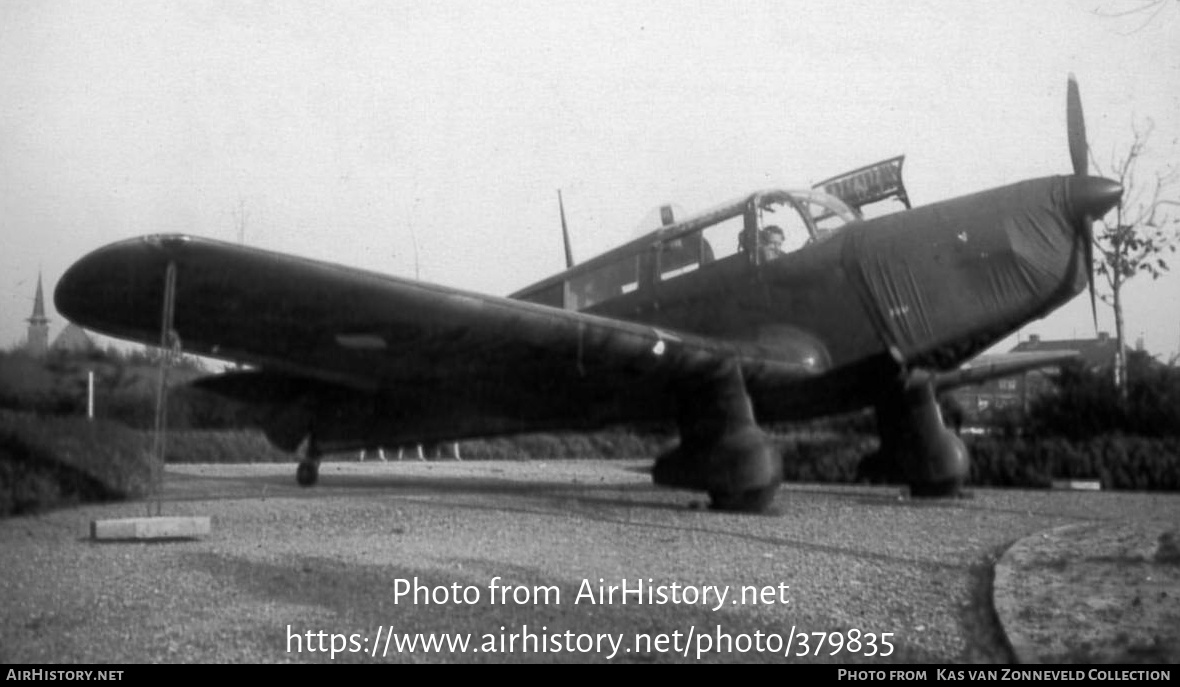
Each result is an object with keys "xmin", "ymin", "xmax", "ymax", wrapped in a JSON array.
[
  {"xmin": 512, "ymin": 188, "xmax": 860, "ymax": 311},
  {"xmin": 752, "ymin": 188, "xmax": 860, "ymax": 255}
]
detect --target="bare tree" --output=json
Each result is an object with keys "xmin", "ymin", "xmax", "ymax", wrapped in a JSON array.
[
  {"xmin": 1094, "ymin": 0, "xmax": 1178, "ymax": 32},
  {"xmin": 1091, "ymin": 118, "xmax": 1180, "ymax": 396}
]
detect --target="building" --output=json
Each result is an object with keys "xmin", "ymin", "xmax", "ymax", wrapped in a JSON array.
[
  {"xmin": 949, "ymin": 332, "xmax": 1133, "ymax": 423},
  {"xmin": 20, "ymin": 273, "xmax": 95, "ymax": 356},
  {"xmin": 24, "ymin": 273, "xmax": 50, "ymax": 357},
  {"xmin": 51, "ymin": 322, "xmax": 97, "ymax": 354},
  {"xmin": 1011, "ymin": 332, "xmax": 1128, "ymax": 371}
]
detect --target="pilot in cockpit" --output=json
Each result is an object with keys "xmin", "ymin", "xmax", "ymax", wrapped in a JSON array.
[{"xmin": 758, "ymin": 225, "xmax": 785, "ymax": 262}]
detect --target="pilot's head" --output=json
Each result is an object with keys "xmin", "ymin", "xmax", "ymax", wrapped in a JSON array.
[{"xmin": 762, "ymin": 225, "xmax": 785, "ymax": 250}]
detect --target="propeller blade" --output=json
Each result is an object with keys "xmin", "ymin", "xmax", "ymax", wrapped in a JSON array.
[
  {"xmin": 1084, "ymin": 214, "xmax": 1098, "ymax": 329},
  {"xmin": 1066, "ymin": 176, "xmax": 1121, "ymax": 331},
  {"xmin": 1067, "ymin": 74, "xmax": 1088, "ymax": 177},
  {"xmin": 1068, "ymin": 75, "xmax": 1107, "ymax": 330}
]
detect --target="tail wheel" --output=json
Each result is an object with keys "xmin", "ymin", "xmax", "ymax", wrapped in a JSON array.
[
  {"xmin": 709, "ymin": 484, "xmax": 778, "ymax": 513},
  {"xmin": 908, "ymin": 479, "xmax": 962, "ymax": 498},
  {"xmin": 295, "ymin": 460, "xmax": 318, "ymax": 486}
]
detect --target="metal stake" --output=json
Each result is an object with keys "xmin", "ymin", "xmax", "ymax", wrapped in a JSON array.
[{"xmin": 150, "ymin": 261, "xmax": 177, "ymax": 516}]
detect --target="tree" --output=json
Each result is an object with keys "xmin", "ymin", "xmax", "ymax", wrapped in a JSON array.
[
  {"xmin": 1094, "ymin": 1, "xmax": 1179, "ymax": 32},
  {"xmin": 1027, "ymin": 349, "xmax": 1180, "ymax": 439},
  {"xmin": 1090, "ymin": 118, "xmax": 1180, "ymax": 397}
]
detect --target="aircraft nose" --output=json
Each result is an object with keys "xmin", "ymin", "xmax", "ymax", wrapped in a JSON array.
[{"xmin": 1067, "ymin": 176, "xmax": 1123, "ymax": 220}]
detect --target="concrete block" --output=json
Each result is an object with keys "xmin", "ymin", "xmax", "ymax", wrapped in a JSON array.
[
  {"xmin": 1050, "ymin": 479, "xmax": 1102, "ymax": 491},
  {"xmin": 90, "ymin": 516, "xmax": 212, "ymax": 540}
]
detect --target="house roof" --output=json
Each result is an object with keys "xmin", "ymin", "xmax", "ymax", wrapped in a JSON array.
[
  {"xmin": 51, "ymin": 323, "xmax": 96, "ymax": 353},
  {"xmin": 1009, "ymin": 332, "xmax": 1127, "ymax": 369}
]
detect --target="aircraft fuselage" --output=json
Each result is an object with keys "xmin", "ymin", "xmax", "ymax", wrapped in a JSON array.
[{"xmin": 514, "ymin": 175, "xmax": 1114, "ymax": 422}]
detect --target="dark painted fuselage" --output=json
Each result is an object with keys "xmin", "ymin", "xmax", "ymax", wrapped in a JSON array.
[
  {"xmin": 514, "ymin": 175, "xmax": 1109, "ymax": 422},
  {"xmin": 52, "ymin": 175, "xmax": 1119, "ymax": 452}
]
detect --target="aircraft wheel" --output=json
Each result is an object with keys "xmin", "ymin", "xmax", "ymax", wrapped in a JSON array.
[
  {"xmin": 708, "ymin": 484, "xmax": 778, "ymax": 513},
  {"xmin": 296, "ymin": 460, "xmax": 319, "ymax": 487}
]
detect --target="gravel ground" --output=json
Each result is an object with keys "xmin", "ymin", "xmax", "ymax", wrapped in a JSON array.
[{"xmin": 2, "ymin": 460, "xmax": 1177, "ymax": 664}]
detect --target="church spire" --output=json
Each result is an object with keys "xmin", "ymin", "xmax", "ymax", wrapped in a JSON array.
[
  {"xmin": 30, "ymin": 274, "xmax": 47, "ymax": 322},
  {"xmin": 26, "ymin": 272, "xmax": 50, "ymax": 356}
]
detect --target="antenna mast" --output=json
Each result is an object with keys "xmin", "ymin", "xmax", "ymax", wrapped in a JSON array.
[{"xmin": 558, "ymin": 190, "xmax": 574, "ymax": 268}]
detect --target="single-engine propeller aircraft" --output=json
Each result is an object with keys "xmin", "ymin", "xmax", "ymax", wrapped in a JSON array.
[{"xmin": 55, "ymin": 77, "xmax": 1122, "ymax": 511}]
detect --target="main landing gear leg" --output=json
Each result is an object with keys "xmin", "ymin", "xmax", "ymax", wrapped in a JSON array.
[
  {"xmin": 652, "ymin": 361, "xmax": 781, "ymax": 513},
  {"xmin": 874, "ymin": 378, "xmax": 969, "ymax": 497},
  {"xmin": 296, "ymin": 436, "xmax": 322, "ymax": 487}
]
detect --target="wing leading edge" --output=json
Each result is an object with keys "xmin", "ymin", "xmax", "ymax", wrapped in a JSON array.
[
  {"xmin": 56, "ymin": 234, "xmax": 827, "ymax": 446},
  {"xmin": 931, "ymin": 351, "xmax": 1081, "ymax": 392}
]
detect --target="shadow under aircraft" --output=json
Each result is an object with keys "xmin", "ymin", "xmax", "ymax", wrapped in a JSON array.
[{"xmin": 55, "ymin": 76, "xmax": 1122, "ymax": 512}]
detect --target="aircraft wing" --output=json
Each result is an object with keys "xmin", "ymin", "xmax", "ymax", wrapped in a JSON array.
[
  {"xmin": 56, "ymin": 235, "xmax": 824, "ymax": 446},
  {"xmin": 931, "ymin": 351, "xmax": 1080, "ymax": 392}
]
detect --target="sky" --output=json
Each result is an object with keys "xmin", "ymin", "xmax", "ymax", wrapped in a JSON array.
[{"xmin": 3, "ymin": 0, "xmax": 1179, "ymax": 360}]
